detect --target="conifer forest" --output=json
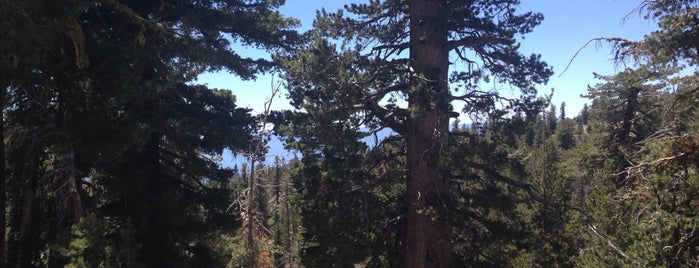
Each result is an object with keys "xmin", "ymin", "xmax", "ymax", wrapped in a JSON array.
[{"xmin": 2, "ymin": 0, "xmax": 699, "ymax": 267}]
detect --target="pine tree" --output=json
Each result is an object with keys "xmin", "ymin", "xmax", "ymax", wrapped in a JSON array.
[
  {"xmin": 0, "ymin": 0, "xmax": 298, "ymax": 266},
  {"xmin": 275, "ymin": 0, "xmax": 551, "ymax": 266},
  {"xmin": 599, "ymin": 2, "xmax": 699, "ymax": 258}
]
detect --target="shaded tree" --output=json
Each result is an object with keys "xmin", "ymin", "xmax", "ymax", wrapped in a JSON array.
[{"xmin": 0, "ymin": 0, "xmax": 298, "ymax": 266}]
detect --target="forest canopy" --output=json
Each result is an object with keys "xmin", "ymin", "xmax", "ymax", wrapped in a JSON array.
[{"xmin": 1, "ymin": 0, "xmax": 698, "ymax": 267}]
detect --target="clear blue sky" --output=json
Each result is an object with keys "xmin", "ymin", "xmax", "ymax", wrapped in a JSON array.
[{"xmin": 197, "ymin": 0, "xmax": 656, "ymax": 117}]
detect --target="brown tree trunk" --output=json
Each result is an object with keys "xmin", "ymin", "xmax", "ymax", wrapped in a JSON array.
[
  {"xmin": 246, "ymin": 158, "xmax": 257, "ymax": 267},
  {"xmin": 403, "ymin": 0, "xmax": 452, "ymax": 267},
  {"xmin": 618, "ymin": 87, "xmax": 640, "ymax": 145}
]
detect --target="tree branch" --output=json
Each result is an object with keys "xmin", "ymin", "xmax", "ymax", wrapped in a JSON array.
[
  {"xmin": 365, "ymin": 101, "xmax": 408, "ymax": 135},
  {"xmin": 621, "ymin": 152, "xmax": 688, "ymax": 177},
  {"xmin": 347, "ymin": 82, "xmax": 408, "ymax": 135},
  {"xmin": 464, "ymin": 160, "xmax": 640, "ymax": 262},
  {"xmin": 559, "ymin": 37, "xmax": 632, "ymax": 78},
  {"xmin": 466, "ymin": 161, "xmax": 590, "ymax": 220},
  {"xmin": 448, "ymin": 36, "xmax": 511, "ymax": 50},
  {"xmin": 372, "ymin": 42, "xmax": 410, "ymax": 53},
  {"xmin": 588, "ymin": 225, "xmax": 633, "ymax": 260}
]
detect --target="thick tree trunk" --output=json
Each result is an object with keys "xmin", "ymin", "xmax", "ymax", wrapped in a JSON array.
[{"xmin": 403, "ymin": 1, "xmax": 452, "ymax": 267}]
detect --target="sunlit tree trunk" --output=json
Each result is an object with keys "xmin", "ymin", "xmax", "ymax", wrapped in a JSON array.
[{"xmin": 403, "ymin": 0, "xmax": 452, "ymax": 267}]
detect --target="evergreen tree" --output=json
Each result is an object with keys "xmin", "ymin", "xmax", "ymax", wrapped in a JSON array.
[
  {"xmin": 275, "ymin": 0, "xmax": 551, "ymax": 266},
  {"xmin": 569, "ymin": 4, "xmax": 699, "ymax": 259},
  {"xmin": 559, "ymin": 102, "xmax": 567, "ymax": 120},
  {"xmin": 443, "ymin": 104, "xmax": 583, "ymax": 266},
  {"xmin": 569, "ymin": 70, "xmax": 691, "ymax": 266},
  {"xmin": 268, "ymin": 157, "xmax": 303, "ymax": 267},
  {"xmin": 0, "ymin": 0, "xmax": 298, "ymax": 266},
  {"xmin": 555, "ymin": 117, "xmax": 577, "ymax": 150}
]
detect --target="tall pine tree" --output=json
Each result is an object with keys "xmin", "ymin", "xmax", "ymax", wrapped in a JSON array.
[{"xmin": 276, "ymin": 0, "xmax": 551, "ymax": 266}]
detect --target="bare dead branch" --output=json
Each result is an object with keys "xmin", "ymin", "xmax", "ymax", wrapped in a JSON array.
[
  {"xmin": 558, "ymin": 37, "xmax": 632, "ymax": 78},
  {"xmin": 623, "ymin": 152, "xmax": 688, "ymax": 176},
  {"xmin": 588, "ymin": 225, "xmax": 633, "ymax": 260}
]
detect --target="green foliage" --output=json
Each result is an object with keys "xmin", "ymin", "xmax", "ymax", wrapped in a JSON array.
[
  {"xmin": 443, "ymin": 111, "xmax": 584, "ymax": 267},
  {"xmin": 3, "ymin": 0, "xmax": 699, "ymax": 267},
  {"xmin": 0, "ymin": 0, "xmax": 298, "ymax": 266},
  {"xmin": 275, "ymin": 1, "xmax": 552, "ymax": 266},
  {"xmin": 65, "ymin": 214, "xmax": 140, "ymax": 268},
  {"xmin": 226, "ymin": 158, "xmax": 304, "ymax": 268},
  {"xmin": 569, "ymin": 2, "xmax": 699, "ymax": 261},
  {"xmin": 282, "ymin": 126, "xmax": 405, "ymax": 267},
  {"xmin": 555, "ymin": 118, "xmax": 577, "ymax": 150}
]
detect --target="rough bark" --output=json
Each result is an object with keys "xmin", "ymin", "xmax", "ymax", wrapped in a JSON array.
[{"xmin": 403, "ymin": 1, "xmax": 452, "ymax": 267}]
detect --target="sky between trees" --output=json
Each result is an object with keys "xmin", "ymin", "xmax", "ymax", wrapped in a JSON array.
[
  {"xmin": 198, "ymin": 0, "xmax": 656, "ymax": 117},
  {"xmin": 2, "ymin": 0, "xmax": 697, "ymax": 266},
  {"xmin": 199, "ymin": 0, "xmax": 658, "ymax": 167}
]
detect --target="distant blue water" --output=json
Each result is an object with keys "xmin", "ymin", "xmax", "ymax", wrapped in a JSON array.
[
  {"xmin": 219, "ymin": 134, "xmax": 298, "ymax": 168},
  {"xmin": 217, "ymin": 122, "xmax": 479, "ymax": 168},
  {"xmin": 218, "ymin": 127, "xmax": 397, "ymax": 168}
]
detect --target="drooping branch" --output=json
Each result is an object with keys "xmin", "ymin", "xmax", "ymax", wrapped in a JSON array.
[
  {"xmin": 359, "ymin": 83, "xmax": 407, "ymax": 104},
  {"xmin": 450, "ymin": 90, "xmax": 499, "ymax": 102},
  {"xmin": 622, "ymin": 152, "xmax": 692, "ymax": 176},
  {"xmin": 466, "ymin": 160, "xmax": 639, "ymax": 262},
  {"xmin": 446, "ymin": 0, "xmax": 477, "ymax": 10},
  {"xmin": 466, "ymin": 161, "xmax": 590, "ymax": 220},
  {"xmin": 320, "ymin": 79, "xmax": 409, "ymax": 135},
  {"xmin": 361, "ymin": 59, "xmax": 411, "ymax": 85},
  {"xmin": 364, "ymin": 99, "xmax": 408, "ymax": 135}
]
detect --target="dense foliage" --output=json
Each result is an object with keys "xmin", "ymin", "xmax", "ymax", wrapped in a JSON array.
[
  {"xmin": 1, "ymin": 0, "xmax": 698, "ymax": 267},
  {"xmin": 0, "ymin": 0, "xmax": 296, "ymax": 267}
]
